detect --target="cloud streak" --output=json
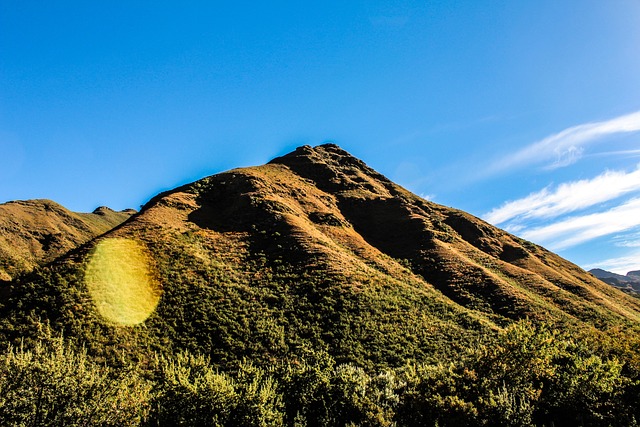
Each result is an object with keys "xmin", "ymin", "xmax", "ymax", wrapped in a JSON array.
[
  {"xmin": 520, "ymin": 198, "xmax": 640, "ymax": 250},
  {"xmin": 611, "ymin": 231, "xmax": 640, "ymax": 248},
  {"xmin": 589, "ymin": 149, "xmax": 640, "ymax": 158},
  {"xmin": 489, "ymin": 110, "xmax": 640, "ymax": 173},
  {"xmin": 583, "ymin": 251, "xmax": 640, "ymax": 275},
  {"xmin": 484, "ymin": 166, "xmax": 640, "ymax": 225}
]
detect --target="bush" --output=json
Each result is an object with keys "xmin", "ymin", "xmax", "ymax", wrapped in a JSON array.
[
  {"xmin": 148, "ymin": 351, "xmax": 283, "ymax": 426},
  {"xmin": 0, "ymin": 337, "xmax": 150, "ymax": 426}
]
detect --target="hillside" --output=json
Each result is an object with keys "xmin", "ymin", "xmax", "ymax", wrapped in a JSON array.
[
  {"xmin": 267, "ymin": 145, "xmax": 640, "ymax": 326},
  {"xmin": 1, "ymin": 147, "xmax": 494, "ymax": 366},
  {"xmin": 2, "ymin": 144, "xmax": 640, "ymax": 425},
  {"xmin": 0, "ymin": 199, "xmax": 135, "ymax": 281},
  {"xmin": 4, "ymin": 144, "xmax": 640, "ymax": 357}
]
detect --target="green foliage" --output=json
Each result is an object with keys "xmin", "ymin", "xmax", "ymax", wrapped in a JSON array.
[
  {"xmin": 278, "ymin": 353, "xmax": 401, "ymax": 426},
  {"xmin": 395, "ymin": 320, "xmax": 638, "ymax": 427},
  {"xmin": 0, "ymin": 336, "xmax": 150, "ymax": 426},
  {"xmin": 397, "ymin": 363, "xmax": 481, "ymax": 426},
  {"xmin": 1, "ymin": 322, "xmax": 640, "ymax": 426},
  {"xmin": 149, "ymin": 352, "xmax": 283, "ymax": 426},
  {"xmin": 2, "ymin": 224, "xmax": 640, "ymax": 426}
]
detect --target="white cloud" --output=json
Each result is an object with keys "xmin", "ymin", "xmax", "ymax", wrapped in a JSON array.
[
  {"xmin": 616, "ymin": 240, "xmax": 640, "ymax": 248},
  {"xmin": 504, "ymin": 224, "xmax": 525, "ymax": 234},
  {"xmin": 484, "ymin": 166, "xmax": 640, "ymax": 225},
  {"xmin": 489, "ymin": 110, "xmax": 640, "ymax": 173},
  {"xmin": 520, "ymin": 198, "xmax": 640, "ymax": 250},
  {"xmin": 583, "ymin": 251, "xmax": 640, "ymax": 276},
  {"xmin": 590, "ymin": 149, "xmax": 640, "ymax": 158},
  {"xmin": 612, "ymin": 231, "xmax": 640, "ymax": 248}
]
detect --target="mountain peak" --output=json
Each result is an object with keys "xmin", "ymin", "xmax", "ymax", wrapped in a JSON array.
[
  {"xmin": 3, "ymin": 146, "xmax": 640, "ymax": 424},
  {"xmin": 6, "ymin": 148, "xmax": 640, "ymax": 336},
  {"xmin": 92, "ymin": 206, "xmax": 115, "ymax": 215},
  {"xmin": 270, "ymin": 144, "xmax": 366, "ymax": 168},
  {"xmin": 590, "ymin": 268, "xmax": 640, "ymax": 292},
  {"xmin": 269, "ymin": 144, "xmax": 392, "ymax": 197},
  {"xmin": 140, "ymin": 145, "xmax": 640, "ymax": 325}
]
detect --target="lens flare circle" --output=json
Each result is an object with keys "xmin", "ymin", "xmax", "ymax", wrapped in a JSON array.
[{"xmin": 85, "ymin": 238, "xmax": 161, "ymax": 325}]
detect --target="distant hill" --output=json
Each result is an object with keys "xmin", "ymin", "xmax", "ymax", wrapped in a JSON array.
[
  {"xmin": 589, "ymin": 267, "xmax": 640, "ymax": 292},
  {"xmin": 0, "ymin": 199, "xmax": 135, "ymax": 280}
]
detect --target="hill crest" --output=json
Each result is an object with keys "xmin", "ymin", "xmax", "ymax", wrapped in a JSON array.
[
  {"xmin": 106, "ymin": 144, "xmax": 640, "ymax": 326},
  {"xmin": 3, "ymin": 145, "xmax": 640, "ymax": 426}
]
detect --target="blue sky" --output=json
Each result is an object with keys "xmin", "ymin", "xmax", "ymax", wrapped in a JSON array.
[{"xmin": 2, "ymin": 1, "xmax": 640, "ymax": 273}]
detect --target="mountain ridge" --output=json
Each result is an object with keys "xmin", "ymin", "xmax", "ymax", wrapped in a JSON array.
[{"xmin": 589, "ymin": 267, "xmax": 640, "ymax": 292}]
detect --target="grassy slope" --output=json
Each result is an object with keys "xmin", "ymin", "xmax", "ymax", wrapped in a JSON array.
[
  {"xmin": 0, "ymin": 200, "xmax": 134, "ymax": 280},
  {"xmin": 270, "ymin": 145, "xmax": 640, "ymax": 327}
]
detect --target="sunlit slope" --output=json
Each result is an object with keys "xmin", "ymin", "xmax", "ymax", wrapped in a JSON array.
[
  {"xmin": 0, "ymin": 200, "xmax": 135, "ymax": 280},
  {"xmin": 67, "ymin": 156, "xmax": 497, "ymax": 365},
  {"xmin": 271, "ymin": 145, "xmax": 640, "ymax": 325},
  {"xmin": 2, "ymin": 144, "xmax": 639, "ymax": 369}
]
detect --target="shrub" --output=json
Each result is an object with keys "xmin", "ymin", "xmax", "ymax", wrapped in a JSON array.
[
  {"xmin": 0, "ymin": 337, "xmax": 151, "ymax": 426},
  {"xmin": 148, "ymin": 351, "xmax": 283, "ymax": 426}
]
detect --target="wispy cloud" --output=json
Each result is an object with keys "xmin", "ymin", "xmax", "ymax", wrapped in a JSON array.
[
  {"xmin": 484, "ymin": 166, "xmax": 640, "ymax": 225},
  {"xmin": 583, "ymin": 251, "xmax": 640, "ymax": 275},
  {"xmin": 488, "ymin": 110, "xmax": 640, "ymax": 173},
  {"xmin": 520, "ymin": 198, "xmax": 640, "ymax": 250},
  {"xmin": 589, "ymin": 149, "xmax": 640, "ymax": 158},
  {"xmin": 612, "ymin": 231, "xmax": 640, "ymax": 248}
]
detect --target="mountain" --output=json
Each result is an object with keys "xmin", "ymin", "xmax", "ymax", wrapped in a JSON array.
[
  {"xmin": 0, "ymin": 199, "xmax": 135, "ymax": 281},
  {"xmin": 2, "ymin": 144, "xmax": 640, "ymax": 425},
  {"xmin": 3, "ymin": 144, "xmax": 639, "ymax": 358},
  {"xmin": 589, "ymin": 268, "xmax": 640, "ymax": 292}
]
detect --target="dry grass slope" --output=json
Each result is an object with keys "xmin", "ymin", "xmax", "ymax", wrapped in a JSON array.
[
  {"xmin": 0, "ymin": 199, "xmax": 134, "ymax": 280},
  {"xmin": 2, "ymin": 144, "xmax": 640, "ymax": 426},
  {"xmin": 2, "ymin": 144, "xmax": 639, "ymax": 370}
]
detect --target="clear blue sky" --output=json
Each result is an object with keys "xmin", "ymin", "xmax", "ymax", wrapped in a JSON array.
[{"xmin": 2, "ymin": 1, "xmax": 640, "ymax": 273}]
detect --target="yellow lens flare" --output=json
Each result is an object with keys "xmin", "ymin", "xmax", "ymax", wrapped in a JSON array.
[{"xmin": 84, "ymin": 238, "xmax": 162, "ymax": 325}]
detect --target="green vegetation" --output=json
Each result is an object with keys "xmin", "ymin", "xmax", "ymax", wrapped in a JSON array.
[
  {"xmin": 2, "ymin": 244, "xmax": 640, "ymax": 425},
  {"xmin": 1, "ymin": 321, "xmax": 639, "ymax": 426},
  {"xmin": 0, "ymin": 334, "xmax": 150, "ymax": 426}
]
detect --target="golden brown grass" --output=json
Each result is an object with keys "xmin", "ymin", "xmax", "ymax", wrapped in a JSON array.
[{"xmin": 0, "ymin": 200, "xmax": 134, "ymax": 280}]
